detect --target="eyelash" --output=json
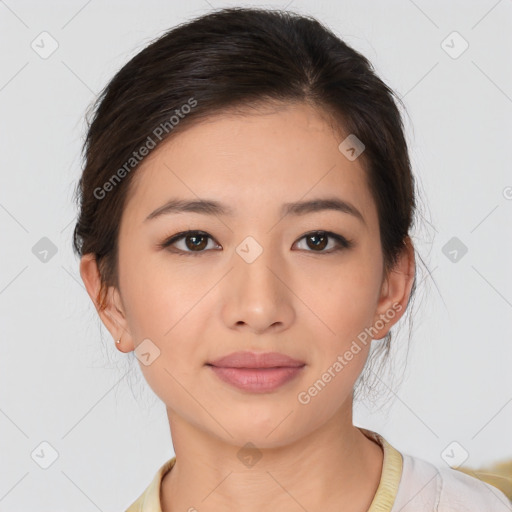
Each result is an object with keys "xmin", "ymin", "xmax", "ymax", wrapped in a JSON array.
[{"xmin": 157, "ymin": 230, "xmax": 354, "ymax": 256}]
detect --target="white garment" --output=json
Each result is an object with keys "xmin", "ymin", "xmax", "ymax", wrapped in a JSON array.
[{"xmin": 392, "ymin": 452, "xmax": 512, "ymax": 511}]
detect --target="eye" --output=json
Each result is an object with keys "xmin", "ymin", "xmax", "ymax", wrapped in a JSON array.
[
  {"xmin": 294, "ymin": 231, "xmax": 353, "ymax": 253},
  {"xmin": 158, "ymin": 230, "xmax": 353, "ymax": 256},
  {"xmin": 159, "ymin": 230, "xmax": 220, "ymax": 255}
]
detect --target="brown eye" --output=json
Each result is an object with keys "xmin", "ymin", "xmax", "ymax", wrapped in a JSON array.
[
  {"xmin": 184, "ymin": 233, "xmax": 208, "ymax": 251},
  {"xmin": 160, "ymin": 229, "xmax": 353, "ymax": 256},
  {"xmin": 160, "ymin": 230, "xmax": 219, "ymax": 255},
  {"xmin": 295, "ymin": 231, "xmax": 353, "ymax": 253},
  {"xmin": 305, "ymin": 232, "xmax": 328, "ymax": 251}
]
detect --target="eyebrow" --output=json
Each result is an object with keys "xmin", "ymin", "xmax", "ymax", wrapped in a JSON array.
[{"xmin": 144, "ymin": 197, "xmax": 365, "ymax": 224}]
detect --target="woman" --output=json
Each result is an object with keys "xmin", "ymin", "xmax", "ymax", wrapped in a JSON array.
[{"xmin": 73, "ymin": 7, "xmax": 512, "ymax": 511}]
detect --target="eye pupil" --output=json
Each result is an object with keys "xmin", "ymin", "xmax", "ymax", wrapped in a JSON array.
[
  {"xmin": 307, "ymin": 232, "xmax": 328, "ymax": 251},
  {"xmin": 186, "ymin": 234, "xmax": 207, "ymax": 251}
]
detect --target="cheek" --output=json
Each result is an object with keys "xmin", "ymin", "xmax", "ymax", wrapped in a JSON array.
[
  {"xmin": 119, "ymin": 255, "xmax": 207, "ymax": 406},
  {"xmin": 303, "ymin": 255, "xmax": 383, "ymax": 340},
  {"xmin": 119, "ymin": 250, "xmax": 216, "ymax": 362},
  {"xmin": 117, "ymin": 246, "xmax": 185, "ymax": 345}
]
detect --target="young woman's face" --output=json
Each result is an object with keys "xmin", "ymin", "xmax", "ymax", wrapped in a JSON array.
[{"xmin": 109, "ymin": 102, "xmax": 405, "ymax": 447}]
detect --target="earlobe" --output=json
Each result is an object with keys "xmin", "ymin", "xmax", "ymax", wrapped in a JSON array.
[
  {"xmin": 79, "ymin": 253, "xmax": 134, "ymax": 351},
  {"xmin": 373, "ymin": 237, "xmax": 416, "ymax": 339}
]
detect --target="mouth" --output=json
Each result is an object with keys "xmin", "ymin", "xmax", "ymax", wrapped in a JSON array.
[
  {"xmin": 207, "ymin": 350, "xmax": 305, "ymax": 369},
  {"xmin": 207, "ymin": 365, "xmax": 305, "ymax": 393},
  {"xmin": 206, "ymin": 351, "xmax": 306, "ymax": 393}
]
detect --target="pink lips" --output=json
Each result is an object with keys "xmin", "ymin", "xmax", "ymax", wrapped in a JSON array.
[{"xmin": 207, "ymin": 351, "xmax": 306, "ymax": 393}]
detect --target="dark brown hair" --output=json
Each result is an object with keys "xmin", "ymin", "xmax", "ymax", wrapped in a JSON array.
[{"xmin": 73, "ymin": 7, "xmax": 423, "ymax": 405}]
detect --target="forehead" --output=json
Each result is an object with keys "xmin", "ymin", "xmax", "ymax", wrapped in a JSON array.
[{"xmin": 122, "ymin": 102, "xmax": 378, "ymax": 228}]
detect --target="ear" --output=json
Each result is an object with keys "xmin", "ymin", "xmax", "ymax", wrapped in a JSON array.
[
  {"xmin": 372, "ymin": 236, "xmax": 416, "ymax": 340},
  {"xmin": 79, "ymin": 253, "xmax": 135, "ymax": 352}
]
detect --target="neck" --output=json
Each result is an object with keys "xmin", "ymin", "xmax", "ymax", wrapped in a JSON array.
[{"xmin": 161, "ymin": 402, "xmax": 383, "ymax": 512}]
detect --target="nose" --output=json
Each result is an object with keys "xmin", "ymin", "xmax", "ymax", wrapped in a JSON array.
[{"xmin": 220, "ymin": 241, "xmax": 295, "ymax": 335}]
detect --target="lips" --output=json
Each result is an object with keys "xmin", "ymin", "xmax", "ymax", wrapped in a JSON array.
[
  {"xmin": 206, "ymin": 351, "xmax": 306, "ymax": 393},
  {"xmin": 209, "ymin": 366, "xmax": 304, "ymax": 393},
  {"xmin": 207, "ymin": 351, "xmax": 305, "ymax": 369}
]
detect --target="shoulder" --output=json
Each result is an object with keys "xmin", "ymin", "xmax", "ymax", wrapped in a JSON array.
[
  {"xmin": 125, "ymin": 457, "xmax": 176, "ymax": 512},
  {"xmin": 391, "ymin": 452, "xmax": 512, "ymax": 512}
]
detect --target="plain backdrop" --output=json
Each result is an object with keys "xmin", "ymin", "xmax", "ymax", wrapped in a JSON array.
[{"xmin": 0, "ymin": 0, "xmax": 511, "ymax": 510}]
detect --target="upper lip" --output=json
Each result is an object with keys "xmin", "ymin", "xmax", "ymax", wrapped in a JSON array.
[{"xmin": 207, "ymin": 351, "xmax": 305, "ymax": 368}]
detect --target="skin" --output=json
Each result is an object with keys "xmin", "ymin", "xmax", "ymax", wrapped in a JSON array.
[{"xmin": 80, "ymin": 101, "xmax": 415, "ymax": 512}]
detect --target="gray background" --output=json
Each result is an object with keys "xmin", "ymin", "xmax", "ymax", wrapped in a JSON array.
[{"xmin": 0, "ymin": 0, "xmax": 511, "ymax": 510}]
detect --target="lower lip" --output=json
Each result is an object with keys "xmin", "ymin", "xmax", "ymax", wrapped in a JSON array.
[{"xmin": 208, "ymin": 365, "xmax": 305, "ymax": 393}]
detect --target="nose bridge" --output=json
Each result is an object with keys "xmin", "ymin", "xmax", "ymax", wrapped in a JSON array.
[
  {"xmin": 234, "ymin": 233, "xmax": 282, "ymax": 297},
  {"xmin": 221, "ymin": 233, "xmax": 293, "ymax": 332}
]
